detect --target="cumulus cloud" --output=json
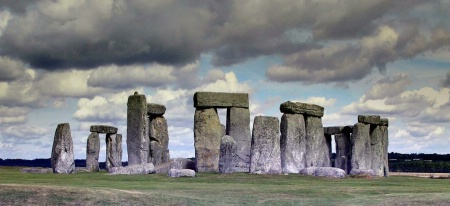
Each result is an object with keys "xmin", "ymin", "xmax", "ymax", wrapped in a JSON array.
[
  {"xmin": 295, "ymin": 97, "xmax": 337, "ymax": 108},
  {"xmin": 2, "ymin": 124, "xmax": 48, "ymax": 140},
  {"xmin": 440, "ymin": 70, "xmax": 450, "ymax": 88}
]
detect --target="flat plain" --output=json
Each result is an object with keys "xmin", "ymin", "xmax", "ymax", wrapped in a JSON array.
[{"xmin": 0, "ymin": 167, "xmax": 449, "ymax": 206}]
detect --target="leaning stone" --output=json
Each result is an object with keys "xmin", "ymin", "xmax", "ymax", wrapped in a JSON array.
[
  {"xmin": 51, "ymin": 123, "xmax": 76, "ymax": 174},
  {"xmin": 194, "ymin": 108, "xmax": 222, "ymax": 172},
  {"xmin": 358, "ymin": 115, "xmax": 381, "ymax": 125},
  {"xmin": 21, "ymin": 168, "xmax": 52, "ymax": 174},
  {"xmin": 380, "ymin": 118, "xmax": 389, "ymax": 127},
  {"xmin": 250, "ymin": 116, "xmax": 281, "ymax": 174},
  {"xmin": 280, "ymin": 113, "xmax": 306, "ymax": 174},
  {"xmin": 108, "ymin": 163, "xmax": 155, "ymax": 175},
  {"xmin": 170, "ymin": 158, "xmax": 196, "ymax": 170},
  {"xmin": 305, "ymin": 116, "xmax": 330, "ymax": 167},
  {"xmin": 147, "ymin": 103, "xmax": 166, "ymax": 116},
  {"xmin": 299, "ymin": 167, "xmax": 346, "ymax": 179},
  {"xmin": 90, "ymin": 125, "xmax": 118, "ymax": 134},
  {"xmin": 226, "ymin": 107, "xmax": 251, "ymax": 172},
  {"xmin": 349, "ymin": 169, "xmax": 375, "ymax": 177},
  {"xmin": 351, "ymin": 123, "xmax": 371, "ymax": 170},
  {"xmin": 148, "ymin": 116, "xmax": 169, "ymax": 165},
  {"xmin": 193, "ymin": 92, "xmax": 249, "ymax": 108},
  {"xmin": 127, "ymin": 92, "xmax": 149, "ymax": 165},
  {"xmin": 86, "ymin": 132, "xmax": 100, "ymax": 172},
  {"xmin": 219, "ymin": 135, "xmax": 237, "ymax": 174},
  {"xmin": 280, "ymin": 101, "xmax": 324, "ymax": 117},
  {"xmin": 106, "ymin": 134, "xmax": 122, "ymax": 171},
  {"xmin": 168, "ymin": 169, "xmax": 195, "ymax": 178},
  {"xmin": 335, "ymin": 132, "xmax": 352, "ymax": 174}
]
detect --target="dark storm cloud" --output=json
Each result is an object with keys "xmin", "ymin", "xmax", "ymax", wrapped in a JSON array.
[{"xmin": 0, "ymin": 0, "xmax": 42, "ymax": 13}]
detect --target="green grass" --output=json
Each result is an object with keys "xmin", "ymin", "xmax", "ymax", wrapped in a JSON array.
[{"xmin": 1, "ymin": 167, "xmax": 449, "ymax": 205}]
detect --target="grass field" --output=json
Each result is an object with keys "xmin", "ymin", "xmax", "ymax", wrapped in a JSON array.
[{"xmin": 1, "ymin": 167, "xmax": 449, "ymax": 205}]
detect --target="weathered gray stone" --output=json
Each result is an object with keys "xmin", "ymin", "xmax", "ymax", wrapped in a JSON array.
[
  {"xmin": 108, "ymin": 163, "xmax": 155, "ymax": 175},
  {"xmin": 335, "ymin": 132, "xmax": 352, "ymax": 174},
  {"xmin": 193, "ymin": 92, "xmax": 249, "ymax": 108},
  {"xmin": 299, "ymin": 167, "xmax": 346, "ymax": 179},
  {"xmin": 305, "ymin": 116, "xmax": 330, "ymax": 167},
  {"xmin": 349, "ymin": 169, "xmax": 375, "ymax": 177},
  {"xmin": 147, "ymin": 103, "xmax": 166, "ymax": 115},
  {"xmin": 90, "ymin": 125, "xmax": 118, "ymax": 134},
  {"xmin": 219, "ymin": 135, "xmax": 237, "ymax": 174},
  {"xmin": 106, "ymin": 134, "xmax": 122, "ymax": 171},
  {"xmin": 351, "ymin": 123, "xmax": 371, "ymax": 170},
  {"xmin": 226, "ymin": 107, "xmax": 251, "ymax": 172},
  {"xmin": 168, "ymin": 169, "xmax": 195, "ymax": 178},
  {"xmin": 51, "ymin": 123, "xmax": 76, "ymax": 174},
  {"xmin": 250, "ymin": 116, "xmax": 281, "ymax": 174},
  {"xmin": 280, "ymin": 113, "xmax": 306, "ymax": 174},
  {"xmin": 381, "ymin": 125, "xmax": 389, "ymax": 177},
  {"xmin": 86, "ymin": 132, "xmax": 100, "ymax": 172},
  {"xmin": 170, "ymin": 158, "xmax": 196, "ymax": 170},
  {"xmin": 324, "ymin": 126, "xmax": 353, "ymax": 135},
  {"xmin": 21, "ymin": 168, "xmax": 52, "ymax": 174},
  {"xmin": 127, "ymin": 92, "xmax": 149, "ymax": 165},
  {"xmin": 280, "ymin": 101, "xmax": 324, "ymax": 117},
  {"xmin": 148, "ymin": 116, "xmax": 169, "ymax": 165},
  {"xmin": 358, "ymin": 115, "xmax": 381, "ymax": 125},
  {"xmin": 380, "ymin": 118, "xmax": 389, "ymax": 127},
  {"xmin": 194, "ymin": 108, "xmax": 222, "ymax": 172},
  {"xmin": 370, "ymin": 125, "xmax": 384, "ymax": 177}
]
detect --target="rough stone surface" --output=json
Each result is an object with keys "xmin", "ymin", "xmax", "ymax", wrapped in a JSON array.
[
  {"xmin": 147, "ymin": 103, "xmax": 166, "ymax": 115},
  {"xmin": 193, "ymin": 92, "xmax": 249, "ymax": 108},
  {"xmin": 351, "ymin": 123, "xmax": 371, "ymax": 170},
  {"xmin": 170, "ymin": 158, "xmax": 196, "ymax": 170},
  {"xmin": 358, "ymin": 115, "xmax": 381, "ymax": 125},
  {"xmin": 127, "ymin": 93, "xmax": 149, "ymax": 165},
  {"xmin": 86, "ymin": 132, "xmax": 100, "ymax": 172},
  {"xmin": 194, "ymin": 108, "xmax": 222, "ymax": 172},
  {"xmin": 349, "ymin": 169, "xmax": 375, "ymax": 177},
  {"xmin": 106, "ymin": 134, "xmax": 122, "ymax": 171},
  {"xmin": 168, "ymin": 169, "xmax": 196, "ymax": 178},
  {"xmin": 381, "ymin": 125, "xmax": 389, "ymax": 177},
  {"xmin": 90, "ymin": 125, "xmax": 118, "ymax": 134},
  {"xmin": 250, "ymin": 116, "xmax": 281, "ymax": 174},
  {"xmin": 21, "ymin": 168, "xmax": 52, "ymax": 173},
  {"xmin": 299, "ymin": 167, "xmax": 346, "ymax": 179},
  {"xmin": 280, "ymin": 113, "xmax": 306, "ymax": 174},
  {"xmin": 280, "ymin": 101, "xmax": 324, "ymax": 117},
  {"xmin": 226, "ymin": 107, "xmax": 251, "ymax": 172},
  {"xmin": 148, "ymin": 116, "xmax": 169, "ymax": 165},
  {"xmin": 305, "ymin": 116, "xmax": 330, "ymax": 167},
  {"xmin": 335, "ymin": 132, "xmax": 352, "ymax": 174},
  {"xmin": 380, "ymin": 118, "xmax": 389, "ymax": 127},
  {"xmin": 108, "ymin": 163, "xmax": 155, "ymax": 175},
  {"xmin": 51, "ymin": 123, "xmax": 76, "ymax": 174},
  {"xmin": 370, "ymin": 125, "xmax": 384, "ymax": 177},
  {"xmin": 324, "ymin": 126, "xmax": 353, "ymax": 135},
  {"xmin": 219, "ymin": 135, "xmax": 237, "ymax": 174}
]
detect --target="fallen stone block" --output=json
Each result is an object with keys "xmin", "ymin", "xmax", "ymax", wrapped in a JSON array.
[
  {"xmin": 193, "ymin": 92, "xmax": 249, "ymax": 108},
  {"xmin": 349, "ymin": 169, "xmax": 375, "ymax": 177},
  {"xmin": 90, "ymin": 125, "xmax": 118, "ymax": 134},
  {"xmin": 21, "ymin": 168, "xmax": 52, "ymax": 174},
  {"xmin": 358, "ymin": 115, "xmax": 381, "ymax": 125},
  {"xmin": 147, "ymin": 103, "xmax": 166, "ymax": 116},
  {"xmin": 280, "ymin": 101, "xmax": 324, "ymax": 117},
  {"xmin": 168, "ymin": 169, "xmax": 196, "ymax": 178},
  {"xmin": 108, "ymin": 163, "xmax": 155, "ymax": 175},
  {"xmin": 170, "ymin": 158, "xmax": 196, "ymax": 170},
  {"xmin": 299, "ymin": 167, "xmax": 346, "ymax": 179}
]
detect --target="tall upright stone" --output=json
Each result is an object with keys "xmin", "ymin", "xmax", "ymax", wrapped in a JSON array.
[
  {"xmin": 305, "ymin": 116, "xmax": 330, "ymax": 167},
  {"xmin": 127, "ymin": 92, "xmax": 149, "ymax": 165},
  {"xmin": 51, "ymin": 123, "xmax": 75, "ymax": 174},
  {"xmin": 370, "ymin": 124, "xmax": 384, "ymax": 176},
  {"xmin": 226, "ymin": 107, "xmax": 251, "ymax": 172},
  {"xmin": 86, "ymin": 132, "xmax": 100, "ymax": 172},
  {"xmin": 380, "ymin": 118, "xmax": 389, "ymax": 177},
  {"xmin": 148, "ymin": 113, "xmax": 169, "ymax": 165},
  {"xmin": 194, "ymin": 108, "xmax": 222, "ymax": 172},
  {"xmin": 250, "ymin": 116, "xmax": 281, "ymax": 174},
  {"xmin": 219, "ymin": 135, "xmax": 237, "ymax": 174},
  {"xmin": 351, "ymin": 123, "xmax": 371, "ymax": 170},
  {"xmin": 335, "ymin": 132, "xmax": 352, "ymax": 174},
  {"xmin": 280, "ymin": 113, "xmax": 306, "ymax": 174},
  {"xmin": 106, "ymin": 133, "xmax": 122, "ymax": 171}
]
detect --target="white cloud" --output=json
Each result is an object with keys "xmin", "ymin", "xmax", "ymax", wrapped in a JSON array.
[{"xmin": 295, "ymin": 96, "xmax": 337, "ymax": 107}]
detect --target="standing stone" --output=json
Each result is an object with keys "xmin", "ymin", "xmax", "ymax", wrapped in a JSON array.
[
  {"xmin": 305, "ymin": 116, "xmax": 330, "ymax": 167},
  {"xmin": 380, "ymin": 118, "xmax": 389, "ymax": 177},
  {"xmin": 86, "ymin": 132, "xmax": 100, "ymax": 172},
  {"xmin": 219, "ymin": 135, "xmax": 237, "ymax": 174},
  {"xmin": 149, "ymin": 116, "xmax": 169, "ymax": 165},
  {"xmin": 51, "ymin": 123, "xmax": 75, "ymax": 174},
  {"xmin": 351, "ymin": 123, "xmax": 371, "ymax": 170},
  {"xmin": 194, "ymin": 108, "xmax": 222, "ymax": 172},
  {"xmin": 127, "ymin": 92, "xmax": 149, "ymax": 165},
  {"xmin": 106, "ymin": 133, "xmax": 122, "ymax": 171},
  {"xmin": 335, "ymin": 132, "xmax": 352, "ymax": 174},
  {"xmin": 226, "ymin": 107, "xmax": 251, "ymax": 172},
  {"xmin": 280, "ymin": 113, "xmax": 306, "ymax": 174},
  {"xmin": 250, "ymin": 116, "xmax": 281, "ymax": 174},
  {"xmin": 370, "ymin": 125, "xmax": 384, "ymax": 176}
]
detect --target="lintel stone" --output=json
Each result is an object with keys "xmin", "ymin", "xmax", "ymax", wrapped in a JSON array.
[
  {"xmin": 280, "ymin": 101, "xmax": 324, "ymax": 117},
  {"xmin": 324, "ymin": 126, "xmax": 353, "ymax": 135},
  {"xmin": 358, "ymin": 115, "xmax": 381, "ymax": 125},
  {"xmin": 90, "ymin": 125, "xmax": 118, "ymax": 134},
  {"xmin": 379, "ymin": 118, "xmax": 389, "ymax": 127},
  {"xmin": 193, "ymin": 92, "xmax": 249, "ymax": 108},
  {"xmin": 147, "ymin": 103, "xmax": 166, "ymax": 115}
]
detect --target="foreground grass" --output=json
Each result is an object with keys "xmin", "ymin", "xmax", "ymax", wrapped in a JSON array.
[{"xmin": 0, "ymin": 167, "xmax": 449, "ymax": 205}]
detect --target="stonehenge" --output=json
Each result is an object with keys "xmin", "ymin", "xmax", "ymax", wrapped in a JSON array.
[
  {"xmin": 127, "ymin": 92, "xmax": 149, "ymax": 165},
  {"xmin": 51, "ymin": 123, "xmax": 76, "ymax": 174},
  {"xmin": 85, "ymin": 125, "xmax": 122, "ymax": 172}
]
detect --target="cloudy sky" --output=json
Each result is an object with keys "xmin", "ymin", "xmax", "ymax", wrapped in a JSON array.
[{"xmin": 0, "ymin": 0, "xmax": 449, "ymax": 161}]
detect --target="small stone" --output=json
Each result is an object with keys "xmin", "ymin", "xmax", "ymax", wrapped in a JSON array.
[
  {"xmin": 358, "ymin": 115, "xmax": 381, "ymax": 125},
  {"xmin": 90, "ymin": 125, "xmax": 118, "ymax": 134},
  {"xmin": 250, "ymin": 116, "xmax": 281, "ymax": 175},
  {"xmin": 108, "ymin": 163, "xmax": 155, "ymax": 175},
  {"xmin": 279, "ymin": 101, "xmax": 324, "ymax": 117},
  {"xmin": 193, "ymin": 92, "xmax": 249, "ymax": 108},
  {"xmin": 147, "ymin": 103, "xmax": 166, "ymax": 116},
  {"xmin": 219, "ymin": 135, "xmax": 237, "ymax": 174},
  {"xmin": 168, "ymin": 169, "xmax": 195, "ymax": 178},
  {"xmin": 299, "ymin": 167, "xmax": 346, "ymax": 179},
  {"xmin": 51, "ymin": 123, "xmax": 76, "ymax": 174}
]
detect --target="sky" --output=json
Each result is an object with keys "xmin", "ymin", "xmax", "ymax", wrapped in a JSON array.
[{"xmin": 0, "ymin": 0, "xmax": 449, "ymax": 161}]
